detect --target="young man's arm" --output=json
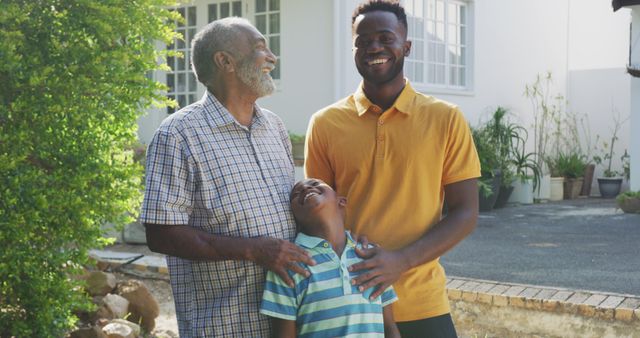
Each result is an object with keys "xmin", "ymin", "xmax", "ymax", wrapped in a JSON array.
[
  {"xmin": 349, "ymin": 178, "xmax": 479, "ymax": 298},
  {"xmin": 145, "ymin": 223, "xmax": 314, "ymax": 287},
  {"xmin": 383, "ymin": 306, "xmax": 401, "ymax": 338},
  {"xmin": 271, "ymin": 318, "xmax": 296, "ymax": 338}
]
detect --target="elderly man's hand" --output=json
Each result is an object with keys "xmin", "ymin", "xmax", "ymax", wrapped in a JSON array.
[
  {"xmin": 348, "ymin": 246, "xmax": 410, "ymax": 300},
  {"xmin": 251, "ymin": 237, "xmax": 316, "ymax": 287}
]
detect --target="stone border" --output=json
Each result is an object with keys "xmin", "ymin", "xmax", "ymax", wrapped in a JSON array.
[{"xmin": 446, "ymin": 276, "xmax": 640, "ymax": 323}]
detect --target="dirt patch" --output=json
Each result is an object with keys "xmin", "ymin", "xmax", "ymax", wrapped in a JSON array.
[{"xmin": 113, "ymin": 270, "xmax": 178, "ymax": 338}]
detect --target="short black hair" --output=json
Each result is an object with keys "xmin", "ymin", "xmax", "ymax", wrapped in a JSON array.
[{"xmin": 351, "ymin": 0, "xmax": 408, "ymax": 30}]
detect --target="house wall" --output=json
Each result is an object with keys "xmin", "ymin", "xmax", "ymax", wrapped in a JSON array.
[{"xmin": 631, "ymin": 5, "xmax": 640, "ymax": 191}]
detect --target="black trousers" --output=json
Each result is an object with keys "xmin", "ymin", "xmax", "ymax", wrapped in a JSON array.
[{"xmin": 396, "ymin": 314, "xmax": 458, "ymax": 338}]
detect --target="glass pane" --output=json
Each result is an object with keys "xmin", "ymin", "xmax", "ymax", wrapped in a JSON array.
[
  {"xmin": 427, "ymin": 43, "xmax": 435, "ymax": 62},
  {"xmin": 177, "ymin": 73, "xmax": 186, "ymax": 92},
  {"xmin": 167, "ymin": 56, "xmax": 175, "ymax": 70},
  {"xmin": 221, "ymin": 3, "xmax": 230, "ymax": 18},
  {"xmin": 427, "ymin": 0, "xmax": 436, "ymax": 20},
  {"xmin": 177, "ymin": 31, "xmax": 185, "ymax": 49},
  {"xmin": 436, "ymin": 43, "xmax": 445, "ymax": 63},
  {"xmin": 448, "ymin": 24, "xmax": 457, "ymax": 45},
  {"xmin": 269, "ymin": 0, "xmax": 280, "ymax": 11},
  {"xmin": 269, "ymin": 36, "xmax": 280, "ymax": 56},
  {"xmin": 189, "ymin": 73, "xmax": 197, "ymax": 91},
  {"xmin": 188, "ymin": 6, "xmax": 196, "ymax": 26},
  {"xmin": 178, "ymin": 95, "xmax": 186, "ymax": 108},
  {"xmin": 233, "ymin": 1, "xmax": 242, "ymax": 16},
  {"xmin": 178, "ymin": 7, "xmax": 185, "ymax": 27},
  {"xmin": 460, "ymin": 5, "xmax": 467, "ymax": 24},
  {"xmin": 166, "ymin": 74, "xmax": 175, "ymax": 92},
  {"xmin": 427, "ymin": 21, "xmax": 435, "ymax": 39},
  {"xmin": 189, "ymin": 94, "xmax": 196, "ymax": 104},
  {"xmin": 269, "ymin": 13, "xmax": 280, "ymax": 34},
  {"xmin": 449, "ymin": 66, "xmax": 458, "ymax": 86},
  {"xmin": 272, "ymin": 59, "xmax": 280, "ymax": 79},
  {"xmin": 460, "ymin": 66, "xmax": 466, "ymax": 86},
  {"xmin": 415, "ymin": 62, "xmax": 424, "ymax": 82},
  {"xmin": 177, "ymin": 56, "xmax": 185, "ymax": 71},
  {"xmin": 405, "ymin": 0, "xmax": 414, "ymax": 15},
  {"xmin": 416, "ymin": 0, "xmax": 424, "ymax": 17},
  {"xmin": 436, "ymin": 1, "xmax": 445, "ymax": 20},
  {"xmin": 167, "ymin": 95, "xmax": 175, "ymax": 114},
  {"xmin": 436, "ymin": 65, "xmax": 445, "ymax": 84},
  {"xmin": 256, "ymin": 0, "xmax": 267, "ymax": 13},
  {"xmin": 415, "ymin": 18, "xmax": 424, "ymax": 39},
  {"xmin": 461, "ymin": 46, "xmax": 466, "ymax": 65},
  {"xmin": 406, "ymin": 61, "xmax": 415, "ymax": 80},
  {"xmin": 415, "ymin": 40, "xmax": 424, "ymax": 60},
  {"xmin": 428, "ymin": 64, "xmax": 436, "ymax": 83},
  {"xmin": 256, "ymin": 14, "xmax": 267, "ymax": 34},
  {"xmin": 209, "ymin": 4, "xmax": 218, "ymax": 22},
  {"xmin": 436, "ymin": 22, "xmax": 445, "ymax": 41},
  {"xmin": 448, "ymin": 3, "xmax": 457, "ymax": 25},
  {"xmin": 460, "ymin": 26, "xmax": 466, "ymax": 45}
]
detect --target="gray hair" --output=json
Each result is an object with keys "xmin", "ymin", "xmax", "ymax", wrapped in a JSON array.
[{"xmin": 190, "ymin": 17, "xmax": 250, "ymax": 86}]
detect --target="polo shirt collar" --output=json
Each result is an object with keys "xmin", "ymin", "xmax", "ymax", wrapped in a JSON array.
[
  {"xmin": 295, "ymin": 231, "xmax": 356, "ymax": 249},
  {"xmin": 353, "ymin": 78, "xmax": 417, "ymax": 116},
  {"xmin": 202, "ymin": 90, "xmax": 266, "ymax": 129}
]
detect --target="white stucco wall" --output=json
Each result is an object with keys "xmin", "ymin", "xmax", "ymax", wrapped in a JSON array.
[{"xmin": 631, "ymin": 5, "xmax": 640, "ymax": 191}]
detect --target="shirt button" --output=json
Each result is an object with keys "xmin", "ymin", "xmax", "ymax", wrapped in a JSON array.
[
  {"xmin": 378, "ymin": 136, "xmax": 384, "ymax": 141},
  {"xmin": 323, "ymin": 242, "xmax": 329, "ymax": 248},
  {"xmin": 378, "ymin": 120, "xmax": 384, "ymax": 125}
]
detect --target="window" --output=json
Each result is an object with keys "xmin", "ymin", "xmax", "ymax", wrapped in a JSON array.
[
  {"xmin": 255, "ymin": 0, "xmax": 281, "ymax": 80},
  {"xmin": 404, "ymin": 0, "xmax": 472, "ymax": 91},
  {"xmin": 208, "ymin": 1, "xmax": 242, "ymax": 22},
  {"xmin": 167, "ymin": 6, "xmax": 199, "ymax": 114}
]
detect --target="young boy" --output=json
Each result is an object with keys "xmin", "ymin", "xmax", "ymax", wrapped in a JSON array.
[{"xmin": 260, "ymin": 178, "xmax": 400, "ymax": 337}]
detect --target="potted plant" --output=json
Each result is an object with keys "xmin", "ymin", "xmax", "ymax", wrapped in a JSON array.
[
  {"xmin": 549, "ymin": 152, "xmax": 587, "ymax": 199},
  {"xmin": 616, "ymin": 191, "xmax": 640, "ymax": 214},
  {"xmin": 472, "ymin": 126, "xmax": 502, "ymax": 211},
  {"xmin": 593, "ymin": 113, "xmax": 629, "ymax": 198},
  {"xmin": 508, "ymin": 127, "xmax": 541, "ymax": 204},
  {"xmin": 288, "ymin": 131, "xmax": 305, "ymax": 163},
  {"xmin": 484, "ymin": 107, "xmax": 518, "ymax": 208}
]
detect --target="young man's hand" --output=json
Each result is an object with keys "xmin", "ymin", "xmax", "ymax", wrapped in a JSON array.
[
  {"xmin": 250, "ymin": 237, "xmax": 316, "ymax": 287},
  {"xmin": 349, "ymin": 247, "xmax": 410, "ymax": 299}
]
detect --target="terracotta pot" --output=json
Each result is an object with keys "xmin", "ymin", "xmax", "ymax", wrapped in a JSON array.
[
  {"xmin": 580, "ymin": 164, "xmax": 595, "ymax": 196},
  {"xmin": 618, "ymin": 197, "xmax": 640, "ymax": 214},
  {"xmin": 563, "ymin": 178, "xmax": 583, "ymax": 199}
]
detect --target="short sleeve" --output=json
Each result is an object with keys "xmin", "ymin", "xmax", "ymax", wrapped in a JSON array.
[
  {"xmin": 442, "ymin": 107, "xmax": 481, "ymax": 185},
  {"xmin": 381, "ymin": 285, "xmax": 398, "ymax": 307},
  {"xmin": 304, "ymin": 114, "xmax": 335, "ymax": 187},
  {"xmin": 260, "ymin": 270, "xmax": 298, "ymax": 320},
  {"xmin": 140, "ymin": 130, "xmax": 195, "ymax": 225}
]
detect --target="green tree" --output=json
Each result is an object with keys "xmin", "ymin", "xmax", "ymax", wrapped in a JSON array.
[{"xmin": 0, "ymin": 1, "xmax": 179, "ymax": 336}]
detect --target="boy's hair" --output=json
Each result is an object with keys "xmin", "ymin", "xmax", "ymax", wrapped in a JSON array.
[{"xmin": 351, "ymin": 0, "xmax": 408, "ymax": 30}]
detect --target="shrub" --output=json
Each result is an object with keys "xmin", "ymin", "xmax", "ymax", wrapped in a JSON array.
[{"xmin": 0, "ymin": 1, "xmax": 178, "ymax": 336}]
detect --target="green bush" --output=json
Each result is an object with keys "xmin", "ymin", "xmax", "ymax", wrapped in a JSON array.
[
  {"xmin": 0, "ymin": 1, "xmax": 178, "ymax": 336},
  {"xmin": 548, "ymin": 152, "xmax": 587, "ymax": 178}
]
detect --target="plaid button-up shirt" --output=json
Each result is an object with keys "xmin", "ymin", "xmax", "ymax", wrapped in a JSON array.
[{"xmin": 140, "ymin": 91, "xmax": 296, "ymax": 337}]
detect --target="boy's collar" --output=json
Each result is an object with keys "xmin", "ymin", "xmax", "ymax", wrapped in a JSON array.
[{"xmin": 295, "ymin": 230, "xmax": 356, "ymax": 249}]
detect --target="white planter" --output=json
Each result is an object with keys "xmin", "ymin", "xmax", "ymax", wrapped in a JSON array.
[
  {"xmin": 549, "ymin": 177, "xmax": 565, "ymax": 201},
  {"xmin": 535, "ymin": 174, "xmax": 551, "ymax": 201},
  {"xmin": 509, "ymin": 179, "xmax": 534, "ymax": 204}
]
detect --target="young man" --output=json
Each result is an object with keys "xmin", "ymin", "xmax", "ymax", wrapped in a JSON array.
[
  {"xmin": 261, "ymin": 179, "xmax": 401, "ymax": 338},
  {"xmin": 304, "ymin": 1, "xmax": 481, "ymax": 337},
  {"xmin": 141, "ymin": 18, "xmax": 314, "ymax": 337}
]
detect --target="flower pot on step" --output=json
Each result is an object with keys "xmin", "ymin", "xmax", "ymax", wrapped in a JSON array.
[
  {"xmin": 563, "ymin": 178, "xmax": 583, "ymax": 200},
  {"xmin": 549, "ymin": 177, "xmax": 564, "ymax": 201}
]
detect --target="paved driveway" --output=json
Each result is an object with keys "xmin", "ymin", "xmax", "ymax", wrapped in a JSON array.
[{"xmin": 441, "ymin": 198, "xmax": 640, "ymax": 295}]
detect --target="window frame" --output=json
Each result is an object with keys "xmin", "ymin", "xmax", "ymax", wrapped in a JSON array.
[{"xmin": 403, "ymin": 0, "xmax": 474, "ymax": 95}]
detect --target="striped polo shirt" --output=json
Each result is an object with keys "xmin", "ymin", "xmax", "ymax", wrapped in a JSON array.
[{"xmin": 260, "ymin": 231, "xmax": 397, "ymax": 338}]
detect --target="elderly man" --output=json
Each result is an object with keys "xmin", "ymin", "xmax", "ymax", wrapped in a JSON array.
[{"xmin": 140, "ymin": 17, "xmax": 314, "ymax": 337}]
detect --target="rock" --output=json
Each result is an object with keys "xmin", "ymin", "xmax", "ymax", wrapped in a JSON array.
[
  {"xmin": 102, "ymin": 293, "xmax": 130, "ymax": 318},
  {"xmin": 102, "ymin": 322, "xmax": 134, "ymax": 338},
  {"xmin": 85, "ymin": 271, "xmax": 117, "ymax": 296},
  {"xmin": 69, "ymin": 325, "xmax": 108, "ymax": 338},
  {"xmin": 109, "ymin": 319, "xmax": 141, "ymax": 336},
  {"xmin": 116, "ymin": 280, "xmax": 159, "ymax": 332}
]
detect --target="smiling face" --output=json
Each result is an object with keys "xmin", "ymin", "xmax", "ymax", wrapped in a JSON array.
[
  {"xmin": 290, "ymin": 179, "xmax": 346, "ymax": 235},
  {"xmin": 234, "ymin": 23, "xmax": 277, "ymax": 97},
  {"xmin": 352, "ymin": 10, "xmax": 411, "ymax": 86}
]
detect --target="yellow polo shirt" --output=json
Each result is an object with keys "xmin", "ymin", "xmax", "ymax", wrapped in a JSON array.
[{"xmin": 304, "ymin": 81, "xmax": 481, "ymax": 321}]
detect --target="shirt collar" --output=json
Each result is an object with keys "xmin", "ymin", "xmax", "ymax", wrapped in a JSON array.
[
  {"xmin": 353, "ymin": 78, "xmax": 416, "ymax": 117},
  {"xmin": 202, "ymin": 90, "xmax": 266, "ymax": 129},
  {"xmin": 295, "ymin": 231, "xmax": 356, "ymax": 249}
]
